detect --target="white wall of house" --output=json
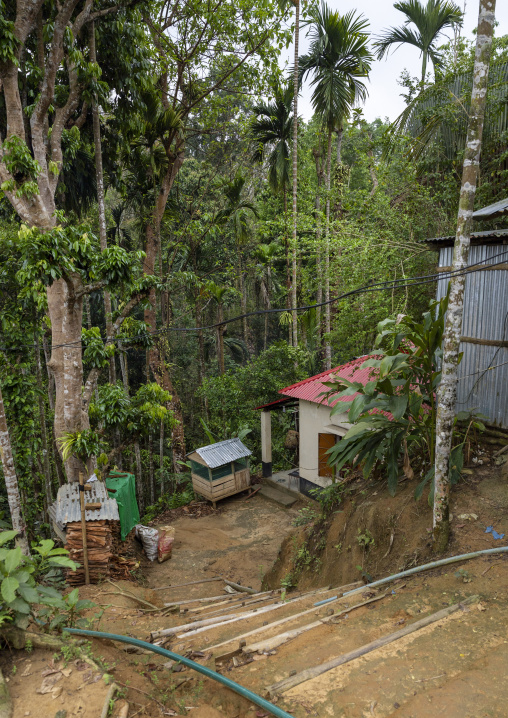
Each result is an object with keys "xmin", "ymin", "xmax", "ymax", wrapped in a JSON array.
[{"xmin": 298, "ymin": 399, "xmax": 351, "ymax": 487}]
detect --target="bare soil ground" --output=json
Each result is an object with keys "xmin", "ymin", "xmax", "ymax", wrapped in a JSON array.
[
  {"xmin": 2, "ymin": 458, "xmax": 507, "ymax": 717},
  {"xmin": 4, "ymin": 649, "xmax": 112, "ymax": 718},
  {"xmin": 144, "ymin": 492, "xmax": 299, "ymax": 602},
  {"xmin": 265, "ymin": 461, "xmax": 508, "ymax": 592}
]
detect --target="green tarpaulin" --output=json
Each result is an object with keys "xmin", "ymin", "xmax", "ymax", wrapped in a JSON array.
[{"xmin": 106, "ymin": 472, "xmax": 140, "ymax": 540}]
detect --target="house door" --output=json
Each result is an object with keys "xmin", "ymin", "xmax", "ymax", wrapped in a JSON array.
[{"xmin": 318, "ymin": 433, "xmax": 336, "ymax": 478}]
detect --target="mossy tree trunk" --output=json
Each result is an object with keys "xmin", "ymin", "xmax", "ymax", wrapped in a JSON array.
[{"xmin": 433, "ymin": 0, "xmax": 496, "ymax": 552}]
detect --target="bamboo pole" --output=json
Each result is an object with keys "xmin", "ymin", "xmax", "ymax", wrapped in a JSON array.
[
  {"xmin": 78, "ymin": 472, "xmax": 90, "ymax": 585},
  {"xmin": 267, "ymin": 595, "xmax": 479, "ymax": 696}
]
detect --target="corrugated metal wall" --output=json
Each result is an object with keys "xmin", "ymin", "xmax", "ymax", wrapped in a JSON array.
[{"xmin": 436, "ymin": 244, "xmax": 508, "ymax": 427}]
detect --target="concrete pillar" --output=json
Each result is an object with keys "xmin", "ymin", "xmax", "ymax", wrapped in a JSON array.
[{"xmin": 261, "ymin": 410, "xmax": 272, "ymax": 477}]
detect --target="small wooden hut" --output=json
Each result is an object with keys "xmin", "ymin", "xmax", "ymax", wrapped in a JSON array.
[{"xmin": 188, "ymin": 438, "xmax": 252, "ymax": 507}]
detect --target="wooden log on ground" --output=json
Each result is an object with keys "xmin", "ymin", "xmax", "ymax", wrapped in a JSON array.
[
  {"xmin": 192, "ymin": 592, "xmax": 282, "ymax": 619},
  {"xmin": 205, "ymin": 581, "xmax": 363, "ymax": 654},
  {"xmin": 243, "ymin": 592, "xmax": 388, "ymax": 654},
  {"xmin": 224, "ymin": 580, "xmax": 257, "ymax": 595},
  {"xmin": 181, "ymin": 593, "xmax": 335, "ymax": 640},
  {"xmin": 186, "ymin": 590, "xmax": 281, "ymax": 615},
  {"xmin": 266, "ymin": 595, "xmax": 479, "ymax": 696},
  {"xmin": 153, "ymin": 576, "xmax": 223, "ymax": 591}
]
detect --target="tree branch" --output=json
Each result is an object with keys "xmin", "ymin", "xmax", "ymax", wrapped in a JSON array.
[{"xmin": 76, "ymin": 280, "xmax": 108, "ymax": 298}]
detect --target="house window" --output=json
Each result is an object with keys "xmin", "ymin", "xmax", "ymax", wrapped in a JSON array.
[{"xmin": 318, "ymin": 433, "xmax": 337, "ymax": 478}]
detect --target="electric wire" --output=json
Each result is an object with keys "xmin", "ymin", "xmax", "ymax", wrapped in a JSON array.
[{"xmin": 2, "ymin": 249, "xmax": 508, "ymax": 354}]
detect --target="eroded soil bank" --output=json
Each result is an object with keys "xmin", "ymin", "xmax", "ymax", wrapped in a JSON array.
[{"xmin": 264, "ymin": 462, "xmax": 508, "ymax": 594}]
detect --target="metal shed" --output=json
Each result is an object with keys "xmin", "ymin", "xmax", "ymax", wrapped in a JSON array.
[
  {"xmin": 427, "ymin": 218, "xmax": 508, "ymax": 428},
  {"xmin": 187, "ymin": 438, "xmax": 252, "ymax": 507}
]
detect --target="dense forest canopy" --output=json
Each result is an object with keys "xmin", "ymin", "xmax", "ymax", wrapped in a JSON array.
[{"xmin": 0, "ymin": 0, "xmax": 506, "ymax": 540}]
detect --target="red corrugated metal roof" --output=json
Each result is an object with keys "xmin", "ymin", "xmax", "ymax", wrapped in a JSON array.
[{"xmin": 279, "ymin": 355, "xmax": 379, "ymax": 408}]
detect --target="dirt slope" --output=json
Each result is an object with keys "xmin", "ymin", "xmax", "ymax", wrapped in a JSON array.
[{"xmin": 264, "ymin": 461, "xmax": 508, "ymax": 593}]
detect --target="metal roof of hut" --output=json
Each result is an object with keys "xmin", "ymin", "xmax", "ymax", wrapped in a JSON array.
[
  {"xmin": 472, "ymin": 197, "xmax": 508, "ymax": 221},
  {"xmin": 50, "ymin": 481, "xmax": 120, "ymax": 528},
  {"xmin": 188, "ymin": 438, "xmax": 252, "ymax": 469},
  {"xmin": 425, "ymin": 228, "xmax": 508, "ymax": 248}
]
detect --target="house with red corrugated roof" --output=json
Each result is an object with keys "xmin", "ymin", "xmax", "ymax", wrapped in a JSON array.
[{"xmin": 257, "ymin": 355, "xmax": 378, "ymax": 497}]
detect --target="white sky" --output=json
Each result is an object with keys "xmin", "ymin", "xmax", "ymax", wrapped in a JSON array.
[{"xmin": 281, "ymin": 0, "xmax": 508, "ymax": 123}]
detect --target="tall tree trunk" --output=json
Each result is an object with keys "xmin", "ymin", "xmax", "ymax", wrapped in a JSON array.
[
  {"xmin": 291, "ymin": 0, "xmax": 300, "ymax": 347},
  {"xmin": 263, "ymin": 268, "xmax": 271, "ymax": 351},
  {"xmin": 433, "ymin": 0, "xmax": 496, "ymax": 553},
  {"xmin": 134, "ymin": 440, "xmax": 144, "ymax": 514},
  {"xmin": 324, "ymin": 128, "xmax": 333, "ymax": 370},
  {"xmin": 35, "ymin": 329, "xmax": 53, "ymax": 517},
  {"xmin": 148, "ymin": 432, "xmax": 155, "ymax": 505},
  {"xmin": 313, "ymin": 144, "xmax": 324, "ymax": 343},
  {"xmin": 144, "ymin": 176, "xmax": 187, "ymax": 472},
  {"xmin": 47, "ymin": 276, "xmax": 88, "ymax": 483},
  {"xmin": 283, "ymin": 188, "xmax": 292, "ymax": 346},
  {"xmin": 240, "ymin": 259, "xmax": 250, "ymax": 350},
  {"xmin": 421, "ymin": 48, "xmax": 428, "ymax": 83},
  {"xmin": 0, "ymin": 385, "xmax": 30, "ymax": 555},
  {"xmin": 89, "ymin": 21, "xmax": 116, "ymax": 385},
  {"xmin": 336, "ymin": 127, "xmax": 343, "ymax": 164},
  {"xmin": 159, "ymin": 420, "xmax": 165, "ymax": 496},
  {"xmin": 217, "ymin": 304, "xmax": 225, "ymax": 375},
  {"xmin": 196, "ymin": 300, "xmax": 209, "ymax": 419}
]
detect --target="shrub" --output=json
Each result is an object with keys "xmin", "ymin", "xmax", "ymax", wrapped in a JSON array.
[{"xmin": 0, "ymin": 530, "xmax": 92, "ymax": 633}]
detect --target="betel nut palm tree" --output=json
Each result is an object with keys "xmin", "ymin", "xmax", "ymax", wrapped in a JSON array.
[
  {"xmin": 251, "ymin": 85, "xmax": 294, "ymax": 209},
  {"xmin": 250, "ymin": 85, "xmax": 293, "ymax": 329},
  {"xmin": 214, "ymin": 175, "xmax": 258, "ymax": 351},
  {"xmin": 374, "ymin": 0, "xmax": 463, "ymax": 83},
  {"xmin": 300, "ymin": 3, "xmax": 372, "ymax": 369}
]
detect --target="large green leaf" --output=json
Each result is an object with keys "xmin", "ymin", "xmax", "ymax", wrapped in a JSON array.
[
  {"xmin": 49, "ymin": 556, "xmax": 77, "ymax": 570},
  {"xmin": 1, "ymin": 576, "xmax": 19, "ymax": 603},
  {"xmin": 0, "ymin": 530, "xmax": 18, "ymax": 547},
  {"xmin": 35, "ymin": 539, "xmax": 56, "ymax": 557},
  {"xmin": 17, "ymin": 583, "xmax": 39, "ymax": 604},
  {"xmin": 4, "ymin": 547, "xmax": 22, "ymax": 573},
  {"xmin": 348, "ymin": 394, "xmax": 368, "ymax": 423},
  {"xmin": 415, "ymin": 466, "xmax": 434, "ymax": 501},
  {"xmin": 389, "ymin": 395, "xmax": 408, "ymax": 420},
  {"xmin": 9, "ymin": 596, "xmax": 31, "ymax": 614}
]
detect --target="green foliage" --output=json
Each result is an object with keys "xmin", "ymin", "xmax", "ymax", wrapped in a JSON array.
[
  {"xmin": 0, "ymin": 531, "xmax": 81, "ymax": 631},
  {"xmin": 82, "ymin": 327, "xmax": 115, "ymax": 369},
  {"xmin": 356, "ymin": 528, "xmax": 375, "ymax": 549},
  {"xmin": 250, "ymin": 83, "xmax": 294, "ymax": 194},
  {"xmin": 59, "ymin": 429, "xmax": 105, "ymax": 465},
  {"xmin": 299, "ymin": 5, "xmax": 373, "ymax": 131},
  {"xmin": 326, "ymin": 292, "xmax": 452, "ymax": 497},
  {"xmin": 309, "ymin": 482, "xmax": 345, "ymax": 515},
  {"xmin": 31, "ymin": 539, "xmax": 78, "ymax": 579},
  {"xmin": 15, "ymin": 223, "xmax": 146, "ymax": 293},
  {"xmin": 142, "ymin": 482, "xmax": 195, "ymax": 523},
  {"xmin": 292, "ymin": 506, "xmax": 319, "ymax": 527},
  {"xmin": 0, "ymin": 7, "xmax": 18, "ymax": 65},
  {"xmin": 1, "ymin": 136, "xmax": 41, "ymax": 186},
  {"xmin": 198, "ymin": 342, "xmax": 310, "ymax": 466},
  {"xmin": 374, "ymin": 0, "xmax": 463, "ymax": 81},
  {"xmin": 35, "ymin": 587, "xmax": 96, "ymax": 632}
]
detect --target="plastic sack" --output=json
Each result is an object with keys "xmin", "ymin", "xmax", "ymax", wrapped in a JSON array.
[
  {"xmin": 135, "ymin": 524, "xmax": 159, "ymax": 562},
  {"xmin": 157, "ymin": 525, "xmax": 175, "ymax": 563}
]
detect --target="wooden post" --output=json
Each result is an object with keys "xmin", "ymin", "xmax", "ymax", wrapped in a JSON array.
[
  {"xmin": 78, "ymin": 472, "xmax": 90, "ymax": 585},
  {"xmin": 261, "ymin": 410, "xmax": 272, "ymax": 477}
]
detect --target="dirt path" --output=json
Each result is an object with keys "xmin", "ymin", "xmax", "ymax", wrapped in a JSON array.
[{"xmin": 143, "ymin": 493, "xmax": 299, "ymax": 601}]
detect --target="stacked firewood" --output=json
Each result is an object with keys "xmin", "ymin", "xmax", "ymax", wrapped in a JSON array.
[{"xmin": 66, "ymin": 520, "xmax": 137, "ymax": 585}]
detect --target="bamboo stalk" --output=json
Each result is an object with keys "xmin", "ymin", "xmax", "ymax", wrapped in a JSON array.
[
  {"xmin": 78, "ymin": 472, "xmax": 90, "ymax": 585},
  {"xmin": 267, "ymin": 595, "xmax": 479, "ymax": 696},
  {"xmin": 203, "ymin": 582, "xmax": 374, "ymax": 653},
  {"xmin": 153, "ymin": 576, "xmax": 223, "ymax": 591},
  {"xmin": 243, "ymin": 592, "xmax": 388, "ymax": 654}
]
